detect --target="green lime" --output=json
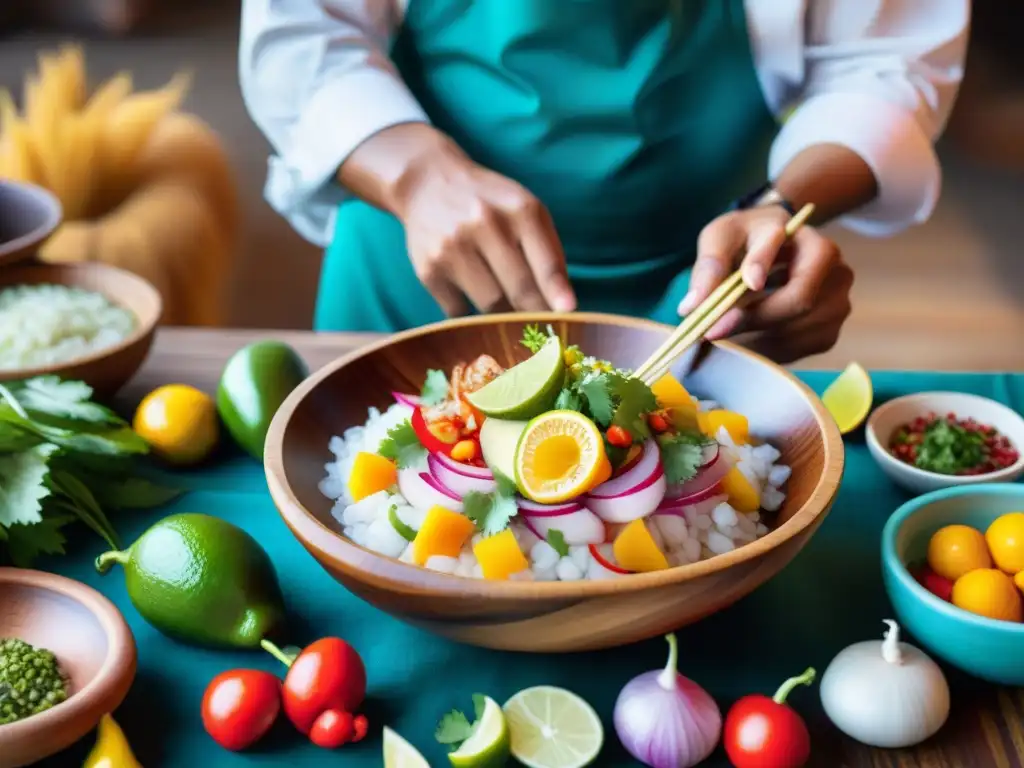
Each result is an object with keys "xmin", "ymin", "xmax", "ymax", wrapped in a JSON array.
[
  {"xmin": 466, "ymin": 336, "xmax": 564, "ymax": 420},
  {"xmin": 95, "ymin": 513, "xmax": 286, "ymax": 649},
  {"xmin": 449, "ymin": 695, "xmax": 511, "ymax": 768},
  {"xmin": 479, "ymin": 417, "xmax": 528, "ymax": 481},
  {"xmin": 503, "ymin": 686, "xmax": 604, "ymax": 768},
  {"xmin": 383, "ymin": 726, "xmax": 430, "ymax": 768}
]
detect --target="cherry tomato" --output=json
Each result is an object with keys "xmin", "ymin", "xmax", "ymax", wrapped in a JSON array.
[
  {"xmin": 606, "ymin": 425, "xmax": 632, "ymax": 448},
  {"xmin": 201, "ymin": 669, "xmax": 281, "ymax": 751},
  {"xmin": 724, "ymin": 668, "xmax": 815, "ymax": 768},
  {"xmin": 911, "ymin": 563, "xmax": 954, "ymax": 602},
  {"xmin": 411, "ymin": 407, "xmax": 456, "ymax": 456}
]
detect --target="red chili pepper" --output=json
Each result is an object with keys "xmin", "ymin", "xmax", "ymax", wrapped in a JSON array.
[
  {"xmin": 262, "ymin": 638, "xmax": 368, "ymax": 749},
  {"xmin": 723, "ymin": 668, "xmax": 816, "ymax": 768},
  {"xmin": 647, "ymin": 413, "xmax": 670, "ymax": 433},
  {"xmin": 201, "ymin": 669, "xmax": 282, "ymax": 751},
  {"xmin": 606, "ymin": 425, "xmax": 632, "ymax": 448},
  {"xmin": 588, "ymin": 544, "xmax": 633, "ymax": 575},
  {"xmin": 411, "ymin": 407, "xmax": 457, "ymax": 456}
]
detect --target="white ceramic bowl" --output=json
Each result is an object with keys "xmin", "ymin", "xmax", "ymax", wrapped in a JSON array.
[{"xmin": 866, "ymin": 391, "xmax": 1024, "ymax": 495}]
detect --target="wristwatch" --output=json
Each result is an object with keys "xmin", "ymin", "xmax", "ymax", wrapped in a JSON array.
[{"xmin": 731, "ymin": 181, "xmax": 796, "ymax": 215}]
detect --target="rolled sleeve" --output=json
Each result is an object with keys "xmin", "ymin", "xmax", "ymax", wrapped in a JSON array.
[{"xmin": 768, "ymin": 91, "xmax": 940, "ymax": 237}]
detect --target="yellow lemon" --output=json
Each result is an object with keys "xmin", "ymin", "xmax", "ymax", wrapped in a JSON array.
[
  {"xmin": 134, "ymin": 384, "xmax": 219, "ymax": 466},
  {"xmin": 952, "ymin": 569, "xmax": 1023, "ymax": 622},
  {"xmin": 927, "ymin": 524, "xmax": 992, "ymax": 581},
  {"xmin": 986, "ymin": 512, "xmax": 1024, "ymax": 575},
  {"xmin": 514, "ymin": 410, "xmax": 606, "ymax": 504},
  {"xmin": 821, "ymin": 362, "xmax": 872, "ymax": 434}
]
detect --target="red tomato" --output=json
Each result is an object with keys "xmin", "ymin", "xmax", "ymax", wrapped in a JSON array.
[
  {"xmin": 281, "ymin": 638, "xmax": 367, "ymax": 737},
  {"xmin": 723, "ymin": 669, "xmax": 815, "ymax": 768},
  {"xmin": 201, "ymin": 669, "xmax": 281, "ymax": 751},
  {"xmin": 411, "ymin": 407, "xmax": 456, "ymax": 456},
  {"xmin": 911, "ymin": 563, "xmax": 954, "ymax": 602}
]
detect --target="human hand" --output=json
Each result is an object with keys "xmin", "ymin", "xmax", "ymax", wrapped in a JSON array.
[
  {"xmin": 678, "ymin": 206, "xmax": 854, "ymax": 363},
  {"xmin": 389, "ymin": 131, "xmax": 576, "ymax": 316}
]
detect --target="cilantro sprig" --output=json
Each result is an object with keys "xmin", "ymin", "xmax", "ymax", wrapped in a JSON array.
[
  {"xmin": 657, "ymin": 430, "xmax": 714, "ymax": 484},
  {"xmin": 377, "ymin": 420, "xmax": 427, "ymax": 469},
  {"xmin": 463, "ymin": 472, "xmax": 519, "ymax": 536},
  {"xmin": 547, "ymin": 528, "xmax": 569, "ymax": 557},
  {"xmin": 436, "ymin": 694, "xmax": 487, "ymax": 751},
  {"xmin": 420, "ymin": 369, "xmax": 450, "ymax": 407}
]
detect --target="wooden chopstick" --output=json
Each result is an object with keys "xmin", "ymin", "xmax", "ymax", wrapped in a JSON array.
[{"xmin": 634, "ymin": 203, "xmax": 815, "ymax": 385}]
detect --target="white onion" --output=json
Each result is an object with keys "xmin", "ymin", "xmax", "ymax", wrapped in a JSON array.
[
  {"xmin": 587, "ymin": 469, "xmax": 667, "ymax": 523},
  {"xmin": 398, "ymin": 467, "xmax": 464, "ymax": 513},
  {"xmin": 589, "ymin": 439, "xmax": 661, "ymax": 498},
  {"xmin": 523, "ymin": 507, "xmax": 606, "ymax": 545},
  {"xmin": 427, "ymin": 453, "xmax": 496, "ymax": 495}
]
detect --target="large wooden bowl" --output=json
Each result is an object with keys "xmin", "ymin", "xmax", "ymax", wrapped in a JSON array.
[
  {"xmin": 0, "ymin": 568, "xmax": 137, "ymax": 768},
  {"xmin": 0, "ymin": 262, "xmax": 161, "ymax": 396},
  {"xmin": 265, "ymin": 313, "xmax": 844, "ymax": 652}
]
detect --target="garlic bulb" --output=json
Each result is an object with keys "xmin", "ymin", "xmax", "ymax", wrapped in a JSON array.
[{"xmin": 819, "ymin": 620, "xmax": 950, "ymax": 749}]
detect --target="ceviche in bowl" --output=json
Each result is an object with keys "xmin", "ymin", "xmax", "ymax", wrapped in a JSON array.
[{"xmin": 264, "ymin": 313, "xmax": 843, "ymax": 651}]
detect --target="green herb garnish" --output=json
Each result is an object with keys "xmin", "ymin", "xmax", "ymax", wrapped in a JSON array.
[
  {"xmin": 420, "ymin": 369, "xmax": 450, "ymax": 406},
  {"xmin": 435, "ymin": 693, "xmax": 487, "ymax": 751},
  {"xmin": 909, "ymin": 418, "xmax": 987, "ymax": 475},
  {"xmin": 657, "ymin": 430, "xmax": 714, "ymax": 484},
  {"xmin": 377, "ymin": 420, "xmax": 427, "ymax": 469},
  {"xmin": 547, "ymin": 528, "xmax": 569, "ymax": 557},
  {"xmin": 521, "ymin": 324, "xmax": 550, "ymax": 354},
  {"xmin": 388, "ymin": 504, "xmax": 418, "ymax": 542},
  {"xmin": 610, "ymin": 376, "xmax": 659, "ymax": 440},
  {"xmin": 463, "ymin": 471, "xmax": 519, "ymax": 536}
]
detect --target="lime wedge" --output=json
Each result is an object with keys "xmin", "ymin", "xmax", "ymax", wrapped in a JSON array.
[
  {"xmin": 449, "ymin": 695, "xmax": 511, "ymax": 768},
  {"xmin": 821, "ymin": 362, "xmax": 873, "ymax": 434},
  {"xmin": 383, "ymin": 726, "xmax": 430, "ymax": 768},
  {"xmin": 467, "ymin": 336, "xmax": 564, "ymax": 420},
  {"xmin": 479, "ymin": 417, "xmax": 528, "ymax": 481},
  {"xmin": 503, "ymin": 686, "xmax": 604, "ymax": 768}
]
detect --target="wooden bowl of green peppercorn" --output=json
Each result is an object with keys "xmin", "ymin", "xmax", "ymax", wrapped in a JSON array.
[{"xmin": 0, "ymin": 568, "xmax": 136, "ymax": 768}]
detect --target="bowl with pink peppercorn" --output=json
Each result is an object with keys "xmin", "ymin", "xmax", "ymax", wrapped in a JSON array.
[{"xmin": 867, "ymin": 392, "xmax": 1024, "ymax": 495}]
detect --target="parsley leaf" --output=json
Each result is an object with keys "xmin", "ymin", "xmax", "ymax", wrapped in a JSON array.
[
  {"xmin": 435, "ymin": 694, "xmax": 488, "ymax": 751},
  {"xmin": 547, "ymin": 528, "xmax": 569, "ymax": 557},
  {"xmin": 4, "ymin": 377, "xmax": 122, "ymax": 425},
  {"xmin": 521, "ymin": 324, "xmax": 549, "ymax": 354},
  {"xmin": 579, "ymin": 371, "xmax": 616, "ymax": 425},
  {"xmin": 420, "ymin": 369, "xmax": 450, "ymax": 407},
  {"xmin": 463, "ymin": 471, "xmax": 519, "ymax": 536},
  {"xmin": 377, "ymin": 420, "xmax": 427, "ymax": 469},
  {"xmin": 611, "ymin": 376, "xmax": 659, "ymax": 440},
  {"xmin": 4, "ymin": 513, "xmax": 73, "ymax": 567},
  {"xmin": 0, "ymin": 445, "xmax": 58, "ymax": 528},
  {"xmin": 554, "ymin": 388, "xmax": 583, "ymax": 412},
  {"xmin": 658, "ymin": 431, "xmax": 713, "ymax": 484}
]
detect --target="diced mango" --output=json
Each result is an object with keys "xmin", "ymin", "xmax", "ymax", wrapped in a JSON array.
[
  {"xmin": 613, "ymin": 519, "xmax": 669, "ymax": 572},
  {"xmin": 721, "ymin": 467, "xmax": 760, "ymax": 513},
  {"xmin": 348, "ymin": 451, "xmax": 398, "ymax": 502},
  {"xmin": 697, "ymin": 410, "xmax": 750, "ymax": 445},
  {"xmin": 473, "ymin": 529, "xmax": 529, "ymax": 580},
  {"xmin": 413, "ymin": 505, "xmax": 476, "ymax": 566},
  {"xmin": 651, "ymin": 374, "xmax": 697, "ymax": 410}
]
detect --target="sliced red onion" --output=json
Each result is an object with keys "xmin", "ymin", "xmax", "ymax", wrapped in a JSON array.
[
  {"xmin": 526, "ymin": 508, "xmax": 606, "ymax": 545},
  {"xmin": 666, "ymin": 452, "xmax": 732, "ymax": 499},
  {"xmin": 432, "ymin": 450, "xmax": 494, "ymax": 481},
  {"xmin": 517, "ymin": 498, "xmax": 585, "ymax": 517},
  {"xmin": 699, "ymin": 442, "xmax": 720, "ymax": 467},
  {"xmin": 589, "ymin": 439, "xmax": 661, "ymax": 499},
  {"xmin": 522, "ymin": 516, "xmax": 545, "ymax": 542},
  {"xmin": 587, "ymin": 471, "xmax": 667, "ymax": 523},
  {"xmin": 427, "ymin": 454, "xmax": 497, "ymax": 496},
  {"xmin": 657, "ymin": 480, "xmax": 725, "ymax": 511},
  {"xmin": 392, "ymin": 391, "xmax": 421, "ymax": 408},
  {"xmin": 656, "ymin": 493, "xmax": 728, "ymax": 520},
  {"xmin": 397, "ymin": 466, "xmax": 464, "ymax": 513}
]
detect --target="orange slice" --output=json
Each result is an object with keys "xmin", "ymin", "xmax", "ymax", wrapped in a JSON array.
[{"xmin": 514, "ymin": 410, "xmax": 606, "ymax": 504}]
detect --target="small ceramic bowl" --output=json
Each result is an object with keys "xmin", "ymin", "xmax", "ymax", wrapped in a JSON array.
[
  {"xmin": 0, "ymin": 568, "xmax": 137, "ymax": 768},
  {"xmin": 0, "ymin": 261, "xmax": 162, "ymax": 396},
  {"xmin": 866, "ymin": 392, "xmax": 1024, "ymax": 495},
  {"xmin": 0, "ymin": 180, "xmax": 62, "ymax": 268},
  {"xmin": 882, "ymin": 484, "xmax": 1024, "ymax": 686}
]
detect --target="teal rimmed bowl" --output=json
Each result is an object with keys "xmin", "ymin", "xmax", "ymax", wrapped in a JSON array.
[{"xmin": 882, "ymin": 484, "xmax": 1024, "ymax": 686}]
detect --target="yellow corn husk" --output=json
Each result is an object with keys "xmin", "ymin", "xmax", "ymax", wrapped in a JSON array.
[
  {"xmin": 0, "ymin": 89, "xmax": 41, "ymax": 183},
  {"xmin": 102, "ymin": 72, "xmax": 192, "ymax": 178}
]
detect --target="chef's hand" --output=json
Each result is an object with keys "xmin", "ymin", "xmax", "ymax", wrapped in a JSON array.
[
  {"xmin": 677, "ymin": 206, "xmax": 854, "ymax": 363},
  {"xmin": 387, "ymin": 129, "xmax": 576, "ymax": 316}
]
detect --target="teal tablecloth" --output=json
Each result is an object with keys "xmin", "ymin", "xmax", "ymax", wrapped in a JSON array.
[{"xmin": 37, "ymin": 372, "xmax": 1024, "ymax": 767}]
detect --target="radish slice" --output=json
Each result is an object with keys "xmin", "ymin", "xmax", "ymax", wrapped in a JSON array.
[
  {"xmin": 398, "ymin": 467, "xmax": 464, "ymax": 513},
  {"xmin": 666, "ymin": 452, "xmax": 731, "ymax": 499},
  {"xmin": 427, "ymin": 454, "xmax": 496, "ymax": 496},
  {"xmin": 589, "ymin": 544, "xmax": 632, "ymax": 576},
  {"xmin": 524, "ymin": 508, "xmax": 605, "ymax": 545},
  {"xmin": 657, "ymin": 479, "xmax": 725, "ymax": 511},
  {"xmin": 586, "ymin": 469, "xmax": 667, "ymax": 523},
  {"xmin": 432, "ymin": 450, "xmax": 494, "ymax": 481},
  {"xmin": 589, "ymin": 439, "xmax": 661, "ymax": 499},
  {"xmin": 392, "ymin": 392, "xmax": 421, "ymax": 408},
  {"xmin": 517, "ymin": 498, "xmax": 584, "ymax": 517}
]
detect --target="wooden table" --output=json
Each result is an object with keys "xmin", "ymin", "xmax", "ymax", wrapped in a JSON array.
[{"xmin": 122, "ymin": 327, "xmax": 1024, "ymax": 768}]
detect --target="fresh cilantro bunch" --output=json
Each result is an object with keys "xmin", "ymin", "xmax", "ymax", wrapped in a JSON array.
[{"xmin": 0, "ymin": 377, "xmax": 181, "ymax": 567}]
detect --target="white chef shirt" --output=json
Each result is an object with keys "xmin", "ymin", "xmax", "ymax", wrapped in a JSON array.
[{"xmin": 239, "ymin": 0, "xmax": 969, "ymax": 248}]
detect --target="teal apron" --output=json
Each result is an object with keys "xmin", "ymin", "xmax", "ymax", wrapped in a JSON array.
[{"xmin": 315, "ymin": 0, "xmax": 777, "ymax": 332}]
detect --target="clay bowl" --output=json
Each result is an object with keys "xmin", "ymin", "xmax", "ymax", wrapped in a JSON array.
[
  {"xmin": 0, "ymin": 180, "xmax": 62, "ymax": 268},
  {"xmin": 0, "ymin": 262, "xmax": 161, "ymax": 396},
  {"xmin": 265, "ymin": 313, "xmax": 844, "ymax": 652},
  {"xmin": 0, "ymin": 568, "xmax": 136, "ymax": 768}
]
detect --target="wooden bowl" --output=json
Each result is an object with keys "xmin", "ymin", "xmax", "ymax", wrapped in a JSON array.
[
  {"xmin": 265, "ymin": 313, "xmax": 845, "ymax": 652},
  {"xmin": 0, "ymin": 568, "xmax": 137, "ymax": 768},
  {"xmin": 0, "ymin": 180, "xmax": 62, "ymax": 268},
  {"xmin": 0, "ymin": 262, "xmax": 161, "ymax": 396}
]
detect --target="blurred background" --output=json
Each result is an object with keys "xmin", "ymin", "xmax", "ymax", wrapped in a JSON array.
[{"xmin": 1, "ymin": 0, "xmax": 1022, "ymax": 369}]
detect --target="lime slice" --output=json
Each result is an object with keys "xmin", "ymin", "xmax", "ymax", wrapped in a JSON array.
[
  {"xmin": 383, "ymin": 726, "xmax": 430, "ymax": 768},
  {"xmin": 467, "ymin": 336, "xmax": 564, "ymax": 420},
  {"xmin": 514, "ymin": 411, "xmax": 607, "ymax": 504},
  {"xmin": 479, "ymin": 417, "xmax": 528, "ymax": 480},
  {"xmin": 503, "ymin": 686, "xmax": 604, "ymax": 768},
  {"xmin": 449, "ymin": 695, "xmax": 512, "ymax": 768},
  {"xmin": 821, "ymin": 362, "xmax": 873, "ymax": 434}
]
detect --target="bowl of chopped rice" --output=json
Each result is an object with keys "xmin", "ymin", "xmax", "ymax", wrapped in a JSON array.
[
  {"xmin": 265, "ymin": 313, "xmax": 845, "ymax": 652},
  {"xmin": 0, "ymin": 262, "xmax": 161, "ymax": 395}
]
